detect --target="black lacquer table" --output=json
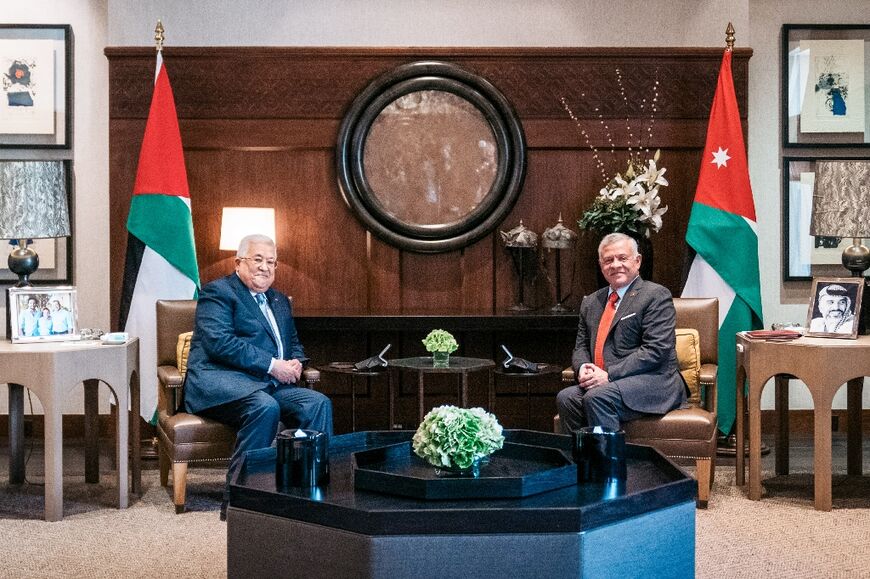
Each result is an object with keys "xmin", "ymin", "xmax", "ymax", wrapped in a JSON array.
[{"xmin": 227, "ymin": 430, "xmax": 696, "ymax": 579}]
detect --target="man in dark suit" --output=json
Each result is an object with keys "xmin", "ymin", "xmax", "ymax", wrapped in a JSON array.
[
  {"xmin": 556, "ymin": 232, "xmax": 685, "ymax": 432},
  {"xmin": 184, "ymin": 234, "xmax": 333, "ymax": 519}
]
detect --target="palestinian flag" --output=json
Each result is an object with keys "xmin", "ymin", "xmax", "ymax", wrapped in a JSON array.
[
  {"xmin": 681, "ymin": 49, "xmax": 763, "ymax": 436},
  {"xmin": 119, "ymin": 51, "xmax": 200, "ymax": 424}
]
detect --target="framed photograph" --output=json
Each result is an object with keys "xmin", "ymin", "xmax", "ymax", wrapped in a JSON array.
[
  {"xmin": 782, "ymin": 156, "xmax": 869, "ymax": 281},
  {"xmin": 782, "ymin": 24, "xmax": 870, "ymax": 147},
  {"xmin": 0, "ymin": 160, "xmax": 72, "ymax": 284},
  {"xmin": 805, "ymin": 277, "xmax": 863, "ymax": 339},
  {"xmin": 0, "ymin": 24, "xmax": 71, "ymax": 148},
  {"xmin": 8, "ymin": 286, "xmax": 79, "ymax": 343}
]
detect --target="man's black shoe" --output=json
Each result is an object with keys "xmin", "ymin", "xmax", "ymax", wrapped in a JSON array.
[{"xmin": 219, "ymin": 501, "xmax": 228, "ymax": 521}]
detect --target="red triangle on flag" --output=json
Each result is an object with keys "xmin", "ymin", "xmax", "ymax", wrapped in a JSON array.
[
  {"xmin": 693, "ymin": 50, "xmax": 756, "ymax": 222},
  {"xmin": 132, "ymin": 59, "xmax": 189, "ymax": 199}
]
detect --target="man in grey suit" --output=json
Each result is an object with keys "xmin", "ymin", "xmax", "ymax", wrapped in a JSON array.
[
  {"xmin": 184, "ymin": 234, "xmax": 333, "ymax": 519},
  {"xmin": 556, "ymin": 232, "xmax": 686, "ymax": 432}
]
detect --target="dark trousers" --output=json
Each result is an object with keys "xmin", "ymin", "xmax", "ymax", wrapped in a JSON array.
[
  {"xmin": 199, "ymin": 384, "xmax": 333, "ymax": 499},
  {"xmin": 556, "ymin": 382, "xmax": 646, "ymax": 432}
]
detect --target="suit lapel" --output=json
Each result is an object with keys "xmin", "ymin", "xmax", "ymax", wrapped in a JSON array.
[
  {"xmin": 608, "ymin": 277, "xmax": 643, "ymax": 332},
  {"xmin": 230, "ymin": 274, "xmax": 279, "ymax": 346}
]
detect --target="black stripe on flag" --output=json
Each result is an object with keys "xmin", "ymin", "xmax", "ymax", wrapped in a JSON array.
[{"xmin": 118, "ymin": 232, "xmax": 145, "ymax": 330}]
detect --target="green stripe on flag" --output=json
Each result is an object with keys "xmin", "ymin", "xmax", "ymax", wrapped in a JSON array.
[
  {"xmin": 716, "ymin": 300, "xmax": 756, "ymax": 436},
  {"xmin": 126, "ymin": 194, "xmax": 200, "ymax": 287},
  {"xmin": 686, "ymin": 202, "xmax": 763, "ymax": 321}
]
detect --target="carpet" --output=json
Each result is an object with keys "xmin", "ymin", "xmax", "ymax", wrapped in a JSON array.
[{"xmin": 1, "ymin": 461, "xmax": 868, "ymax": 578}]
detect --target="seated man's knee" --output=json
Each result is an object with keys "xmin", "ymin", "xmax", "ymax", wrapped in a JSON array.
[
  {"xmin": 583, "ymin": 384, "xmax": 616, "ymax": 409},
  {"xmin": 556, "ymin": 385, "xmax": 579, "ymax": 410},
  {"xmin": 247, "ymin": 394, "xmax": 281, "ymax": 426}
]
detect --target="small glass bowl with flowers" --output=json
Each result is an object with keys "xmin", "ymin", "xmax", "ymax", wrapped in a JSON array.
[{"xmin": 422, "ymin": 329, "xmax": 459, "ymax": 368}]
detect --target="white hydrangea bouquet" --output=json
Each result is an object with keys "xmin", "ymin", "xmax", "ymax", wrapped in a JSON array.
[
  {"xmin": 578, "ymin": 149, "xmax": 669, "ymax": 238},
  {"xmin": 412, "ymin": 405, "xmax": 505, "ymax": 471}
]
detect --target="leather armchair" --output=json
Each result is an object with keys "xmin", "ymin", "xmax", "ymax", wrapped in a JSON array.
[
  {"xmin": 556, "ymin": 297, "xmax": 719, "ymax": 508},
  {"xmin": 156, "ymin": 299, "xmax": 320, "ymax": 514}
]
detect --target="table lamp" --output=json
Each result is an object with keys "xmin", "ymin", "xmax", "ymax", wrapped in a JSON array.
[
  {"xmin": 0, "ymin": 161, "xmax": 71, "ymax": 287},
  {"xmin": 219, "ymin": 207, "xmax": 276, "ymax": 250},
  {"xmin": 810, "ymin": 160, "xmax": 870, "ymax": 278},
  {"xmin": 811, "ymin": 160, "xmax": 870, "ymax": 334},
  {"xmin": 542, "ymin": 214, "xmax": 577, "ymax": 312},
  {"xmin": 500, "ymin": 220, "xmax": 538, "ymax": 311}
]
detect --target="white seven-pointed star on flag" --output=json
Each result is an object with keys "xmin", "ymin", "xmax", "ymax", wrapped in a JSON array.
[{"xmin": 711, "ymin": 147, "xmax": 731, "ymax": 168}]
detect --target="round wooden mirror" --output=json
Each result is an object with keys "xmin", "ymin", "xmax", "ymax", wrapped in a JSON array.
[{"xmin": 336, "ymin": 61, "xmax": 526, "ymax": 253}]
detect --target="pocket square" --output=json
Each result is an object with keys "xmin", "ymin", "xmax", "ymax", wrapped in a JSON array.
[{"xmin": 619, "ymin": 312, "xmax": 637, "ymax": 321}]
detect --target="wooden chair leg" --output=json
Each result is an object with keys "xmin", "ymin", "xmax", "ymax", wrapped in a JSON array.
[
  {"xmin": 695, "ymin": 458, "xmax": 711, "ymax": 509},
  {"xmin": 172, "ymin": 462, "xmax": 188, "ymax": 514},
  {"xmin": 159, "ymin": 448, "xmax": 170, "ymax": 487},
  {"xmin": 709, "ymin": 454, "xmax": 716, "ymax": 488}
]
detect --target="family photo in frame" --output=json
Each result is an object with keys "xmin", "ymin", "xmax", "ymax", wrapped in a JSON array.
[
  {"xmin": 8, "ymin": 286, "xmax": 78, "ymax": 343},
  {"xmin": 805, "ymin": 277, "xmax": 864, "ymax": 338}
]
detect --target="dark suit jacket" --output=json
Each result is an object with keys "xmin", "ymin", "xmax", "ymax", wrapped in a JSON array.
[
  {"xmin": 183, "ymin": 273, "xmax": 308, "ymax": 414},
  {"xmin": 572, "ymin": 277, "xmax": 686, "ymax": 415}
]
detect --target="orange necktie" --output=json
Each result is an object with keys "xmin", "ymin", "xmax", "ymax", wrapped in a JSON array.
[{"xmin": 594, "ymin": 292, "xmax": 619, "ymax": 369}]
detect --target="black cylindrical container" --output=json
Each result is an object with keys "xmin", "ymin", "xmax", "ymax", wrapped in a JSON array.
[
  {"xmin": 275, "ymin": 429, "xmax": 329, "ymax": 489},
  {"xmin": 572, "ymin": 426, "xmax": 627, "ymax": 484}
]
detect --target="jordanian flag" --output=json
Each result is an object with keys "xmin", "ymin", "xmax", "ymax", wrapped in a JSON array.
[
  {"xmin": 681, "ymin": 49, "xmax": 763, "ymax": 436},
  {"xmin": 119, "ymin": 51, "xmax": 200, "ymax": 423}
]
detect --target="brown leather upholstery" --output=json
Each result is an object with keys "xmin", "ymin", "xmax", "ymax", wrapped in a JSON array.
[
  {"xmin": 156, "ymin": 299, "xmax": 319, "ymax": 514},
  {"xmin": 557, "ymin": 297, "xmax": 719, "ymax": 508}
]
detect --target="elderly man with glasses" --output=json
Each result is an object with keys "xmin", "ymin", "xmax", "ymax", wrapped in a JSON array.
[{"xmin": 183, "ymin": 234, "xmax": 333, "ymax": 520}]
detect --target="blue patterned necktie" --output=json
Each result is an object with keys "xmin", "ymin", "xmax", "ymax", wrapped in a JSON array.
[{"xmin": 255, "ymin": 293, "xmax": 283, "ymax": 358}]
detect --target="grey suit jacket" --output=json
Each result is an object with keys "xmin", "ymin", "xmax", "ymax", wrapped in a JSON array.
[
  {"xmin": 183, "ymin": 274, "xmax": 308, "ymax": 414},
  {"xmin": 572, "ymin": 277, "xmax": 686, "ymax": 415}
]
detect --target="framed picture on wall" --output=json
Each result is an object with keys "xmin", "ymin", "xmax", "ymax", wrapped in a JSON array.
[
  {"xmin": 782, "ymin": 156, "xmax": 869, "ymax": 281},
  {"xmin": 8, "ymin": 285, "xmax": 79, "ymax": 343},
  {"xmin": 0, "ymin": 24, "xmax": 72, "ymax": 148},
  {"xmin": 782, "ymin": 24, "xmax": 870, "ymax": 147},
  {"xmin": 805, "ymin": 277, "xmax": 863, "ymax": 339}
]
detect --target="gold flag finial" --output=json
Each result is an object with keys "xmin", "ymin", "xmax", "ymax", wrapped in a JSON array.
[
  {"xmin": 154, "ymin": 20, "xmax": 165, "ymax": 52},
  {"xmin": 725, "ymin": 22, "xmax": 735, "ymax": 51}
]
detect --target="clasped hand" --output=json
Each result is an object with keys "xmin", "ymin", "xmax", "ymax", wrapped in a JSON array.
[
  {"xmin": 578, "ymin": 363, "xmax": 609, "ymax": 389},
  {"xmin": 269, "ymin": 358, "xmax": 303, "ymax": 384}
]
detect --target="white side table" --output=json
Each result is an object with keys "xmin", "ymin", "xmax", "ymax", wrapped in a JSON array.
[{"xmin": 1, "ymin": 338, "xmax": 140, "ymax": 521}]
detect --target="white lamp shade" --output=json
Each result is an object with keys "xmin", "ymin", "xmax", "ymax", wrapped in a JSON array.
[{"xmin": 219, "ymin": 207, "xmax": 276, "ymax": 251}]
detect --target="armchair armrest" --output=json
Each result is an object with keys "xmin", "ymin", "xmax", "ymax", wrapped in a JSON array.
[
  {"xmin": 562, "ymin": 367, "xmax": 576, "ymax": 384},
  {"xmin": 157, "ymin": 364, "xmax": 184, "ymax": 416},
  {"xmin": 302, "ymin": 368, "xmax": 321, "ymax": 389},
  {"xmin": 700, "ymin": 363, "xmax": 718, "ymax": 416},
  {"xmin": 158, "ymin": 365, "xmax": 184, "ymax": 387}
]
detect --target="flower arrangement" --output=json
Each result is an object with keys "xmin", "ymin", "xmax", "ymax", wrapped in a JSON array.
[
  {"xmin": 578, "ymin": 150, "xmax": 669, "ymax": 239},
  {"xmin": 412, "ymin": 405, "xmax": 505, "ymax": 470},
  {"xmin": 422, "ymin": 329, "xmax": 458, "ymax": 354},
  {"xmin": 560, "ymin": 69, "xmax": 668, "ymax": 239}
]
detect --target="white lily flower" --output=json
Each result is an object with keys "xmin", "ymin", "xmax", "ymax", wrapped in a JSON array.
[{"xmin": 639, "ymin": 159, "xmax": 668, "ymax": 188}]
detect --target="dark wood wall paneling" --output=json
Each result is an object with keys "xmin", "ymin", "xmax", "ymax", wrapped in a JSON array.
[{"xmin": 107, "ymin": 47, "xmax": 750, "ymax": 432}]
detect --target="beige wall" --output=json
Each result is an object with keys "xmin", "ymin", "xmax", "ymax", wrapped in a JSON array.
[
  {"xmin": 1, "ymin": 1, "xmax": 109, "ymax": 413},
  {"xmin": 3, "ymin": 0, "xmax": 868, "ymax": 413}
]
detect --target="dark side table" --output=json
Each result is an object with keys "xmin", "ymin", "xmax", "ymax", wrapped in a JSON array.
[
  {"xmin": 492, "ymin": 364, "xmax": 561, "ymax": 429},
  {"xmin": 316, "ymin": 363, "xmax": 394, "ymax": 431},
  {"xmin": 390, "ymin": 356, "xmax": 496, "ymax": 423}
]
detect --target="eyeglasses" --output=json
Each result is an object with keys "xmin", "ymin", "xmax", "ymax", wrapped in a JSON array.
[
  {"xmin": 239, "ymin": 256, "xmax": 278, "ymax": 269},
  {"xmin": 599, "ymin": 254, "xmax": 639, "ymax": 266}
]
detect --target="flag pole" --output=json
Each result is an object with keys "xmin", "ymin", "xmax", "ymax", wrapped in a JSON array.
[
  {"xmin": 154, "ymin": 19, "xmax": 164, "ymax": 52},
  {"xmin": 725, "ymin": 22, "xmax": 735, "ymax": 52}
]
